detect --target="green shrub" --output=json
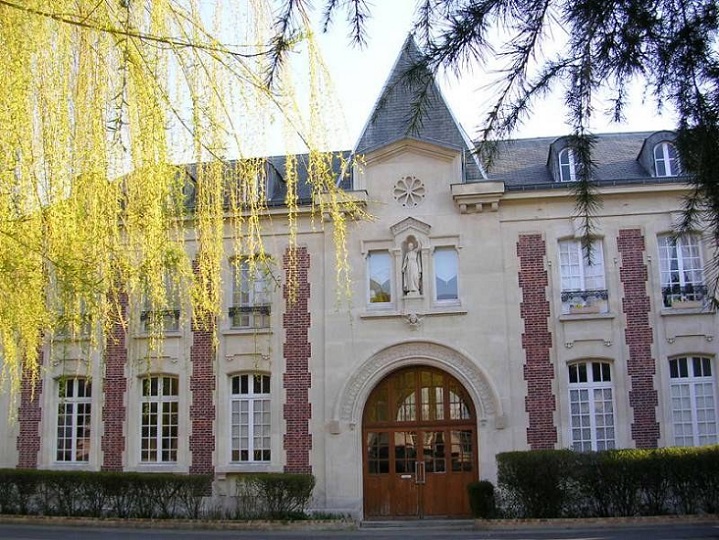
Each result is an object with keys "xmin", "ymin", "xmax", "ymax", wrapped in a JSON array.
[
  {"xmin": 497, "ymin": 450, "xmax": 579, "ymax": 518},
  {"xmin": 235, "ymin": 473, "xmax": 315, "ymax": 519},
  {"xmin": 497, "ymin": 445, "xmax": 719, "ymax": 519},
  {"xmin": 0, "ymin": 469, "xmax": 211, "ymax": 518},
  {"xmin": 467, "ymin": 480, "xmax": 496, "ymax": 518}
]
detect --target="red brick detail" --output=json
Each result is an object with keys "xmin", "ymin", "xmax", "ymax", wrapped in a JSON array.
[
  {"xmin": 517, "ymin": 234, "xmax": 557, "ymax": 450},
  {"xmin": 282, "ymin": 246, "xmax": 312, "ymax": 474},
  {"xmin": 617, "ymin": 229, "xmax": 659, "ymax": 448},
  {"xmin": 189, "ymin": 262, "xmax": 217, "ymax": 476},
  {"xmin": 101, "ymin": 292, "xmax": 128, "ymax": 471},
  {"xmin": 16, "ymin": 352, "xmax": 44, "ymax": 468}
]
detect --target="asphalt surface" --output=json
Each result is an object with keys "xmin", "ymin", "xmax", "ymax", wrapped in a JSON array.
[{"xmin": 0, "ymin": 520, "xmax": 717, "ymax": 540}]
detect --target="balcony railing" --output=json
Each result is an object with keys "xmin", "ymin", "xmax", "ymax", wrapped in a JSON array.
[
  {"xmin": 662, "ymin": 284, "xmax": 707, "ymax": 308},
  {"xmin": 140, "ymin": 309, "xmax": 180, "ymax": 332},
  {"xmin": 561, "ymin": 289, "xmax": 609, "ymax": 315},
  {"xmin": 229, "ymin": 304, "xmax": 271, "ymax": 329}
]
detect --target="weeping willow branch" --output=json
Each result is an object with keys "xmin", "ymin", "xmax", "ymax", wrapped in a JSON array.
[{"xmin": 0, "ymin": 1, "xmax": 360, "ymax": 403}]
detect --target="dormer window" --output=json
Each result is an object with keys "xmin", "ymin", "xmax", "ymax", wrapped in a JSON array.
[
  {"xmin": 558, "ymin": 148, "xmax": 577, "ymax": 182},
  {"xmin": 653, "ymin": 142, "xmax": 681, "ymax": 177}
]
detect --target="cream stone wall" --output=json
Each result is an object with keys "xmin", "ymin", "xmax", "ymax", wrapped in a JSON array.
[{"xmin": 0, "ymin": 379, "xmax": 19, "ymax": 467}]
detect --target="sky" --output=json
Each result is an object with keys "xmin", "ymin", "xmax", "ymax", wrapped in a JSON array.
[{"xmin": 310, "ymin": 0, "xmax": 678, "ymax": 150}]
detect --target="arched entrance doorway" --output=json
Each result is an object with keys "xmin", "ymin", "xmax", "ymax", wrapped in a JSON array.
[{"xmin": 362, "ymin": 366, "xmax": 477, "ymax": 518}]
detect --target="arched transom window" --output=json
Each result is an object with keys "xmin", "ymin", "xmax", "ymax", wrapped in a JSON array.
[{"xmin": 364, "ymin": 367, "xmax": 474, "ymax": 425}]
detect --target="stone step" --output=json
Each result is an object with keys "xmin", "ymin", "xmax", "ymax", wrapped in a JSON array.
[{"xmin": 360, "ymin": 519, "xmax": 475, "ymax": 530}]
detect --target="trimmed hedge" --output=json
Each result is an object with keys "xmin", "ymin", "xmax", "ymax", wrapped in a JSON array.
[
  {"xmin": 0, "ymin": 469, "xmax": 211, "ymax": 518},
  {"xmin": 235, "ymin": 473, "xmax": 315, "ymax": 519},
  {"xmin": 497, "ymin": 445, "xmax": 719, "ymax": 518},
  {"xmin": 467, "ymin": 480, "xmax": 497, "ymax": 518}
]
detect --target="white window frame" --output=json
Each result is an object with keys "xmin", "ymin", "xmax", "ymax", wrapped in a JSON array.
[
  {"xmin": 230, "ymin": 374, "xmax": 271, "ymax": 463},
  {"xmin": 433, "ymin": 246, "xmax": 459, "ymax": 303},
  {"xmin": 558, "ymin": 148, "xmax": 577, "ymax": 182},
  {"xmin": 140, "ymin": 376, "xmax": 179, "ymax": 463},
  {"xmin": 658, "ymin": 233, "xmax": 705, "ymax": 307},
  {"xmin": 568, "ymin": 361, "xmax": 616, "ymax": 451},
  {"xmin": 367, "ymin": 250, "xmax": 393, "ymax": 306},
  {"xmin": 653, "ymin": 142, "xmax": 681, "ymax": 177},
  {"xmin": 56, "ymin": 377, "xmax": 92, "ymax": 463},
  {"xmin": 558, "ymin": 239, "xmax": 607, "ymax": 314},
  {"xmin": 669, "ymin": 356, "xmax": 718, "ymax": 446},
  {"xmin": 231, "ymin": 257, "xmax": 272, "ymax": 329}
]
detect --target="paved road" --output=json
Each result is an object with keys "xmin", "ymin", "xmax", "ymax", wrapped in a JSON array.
[{"xmin": 0, "ymin": 522, "xmax": 717, "ymax": 540}]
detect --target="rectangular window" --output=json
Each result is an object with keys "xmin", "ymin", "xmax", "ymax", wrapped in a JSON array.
[
  {"xmin": 434, "ymin": 247, "xmax": 458, "ymax": 301},
  {"xmin": 368, "ymin": 251, "xmax": 392, "ymax": 304},
  {"xmin": 568, "ymin": 361, "xmax": 615, "ymax": 451},
  {"xmin": 56, "ymin": 378, "xmax": 91, "ymax": 462},
  {"xmin": 140, "ymin": 376, "xmax": 179, "ymax": 462},
  {"xmin": 230, "ymin": 258, "xmax": 272, "ymax": 328},
  {"xmin": 141, "ymin": 273, "xmax": 180, "ymax": 332},
  {"xmin": 658, "ymin": 234, "xmax": 706, "ymax": 308},
  {"xmin": 669, "ymin": 357, "xmax": 717, "ymax": 446},
  {"xmin": 559, "ymin": 240, "xmax": 608, "ymax": 314},
  {"xmin": 231, "ymin": 374, "xmax": 271, "ymax": 462}
]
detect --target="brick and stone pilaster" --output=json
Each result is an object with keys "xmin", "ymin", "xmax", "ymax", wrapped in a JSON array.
[
  {"xmin": 189, "ymin": 302, "xmax": 216, "ymax": 475},
  {"xmin": 517, "ymin": 234, "xmax": 557, "ymax": 449},
  {"xmin": 16, "ymin": 352, "xmax": 44, "ymax": 468},
  {"xmin": 617, "ymin": 229, "xmax": 660, "ymax": 448},
  {"xmin": 282, "ymin": 246, "xmax": 312, "ymax": 473},
  {"xmin": 101, "ymin": 292, "xmax": 128, "ymax": 471}
]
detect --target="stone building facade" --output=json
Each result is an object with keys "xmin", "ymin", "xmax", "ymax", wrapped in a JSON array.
[{"xmin": 1, "ymin": 37, "xmax": 717, "ymax": 519}]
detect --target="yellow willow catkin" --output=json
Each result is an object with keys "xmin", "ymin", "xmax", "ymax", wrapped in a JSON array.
[{"xmin": 0, "ymin": 1, "xmax": 363, "ymax": 404}]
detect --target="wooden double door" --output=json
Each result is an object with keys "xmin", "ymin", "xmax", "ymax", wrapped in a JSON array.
[{"xmin": 362, "ymin": 367, "xmax": 477, "ymax": 518}]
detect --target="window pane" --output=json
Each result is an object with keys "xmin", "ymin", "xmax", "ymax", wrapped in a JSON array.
[
  {"xmin": 559, "ymin": 148, "xmax": 575, "ymax": 182},
  {"xmin": 368, "ymin": 252, "xmax": 392, "ymax": 303},
  {"xmin": 231, "ymin": 374, "xmax": 271, "ymax": 463},
  {"xmin": 434, "ymin": 248, "xmax": 458, "ymax": 301},
  {"xmin": 559, "ymin": 240, "xmax": 607, "ymax": 314},
  {"xmin": 141, "ymin": 376, "xmax": 178, "ymax": 462},
  {"xmin": 654, "ymin": 142, "xmax": 680, "ymax": 177},
  {"xmin": 670, "ymin": 357, "xmax": 717, "ymax": 446},
  {"xmin": 232, "ymin": 258, "xmax": 272, "ymax": 328},
  {"xmin": 56, "ymin": 378, "xmax": 91, "ymax": 463},
  {"xmin": 568, "ymin": 362, "xmax": 615, "ymax": 451},
  {"xmin": 659, "ymin": 234, "xmax": 705, "ymax": 307}
]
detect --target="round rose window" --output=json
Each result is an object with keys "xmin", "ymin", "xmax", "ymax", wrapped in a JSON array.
[{"xmin": 393, "ymin": 175, "xmax": 426, "ymax": 207}]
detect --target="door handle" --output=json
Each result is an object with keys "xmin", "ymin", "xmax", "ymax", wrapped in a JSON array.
[{"xmin": 414, "ymin": 461, "xmax": 426, "ymax": 484}]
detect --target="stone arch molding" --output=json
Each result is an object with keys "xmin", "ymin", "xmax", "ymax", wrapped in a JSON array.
[{"xmin": 333, "ymin": 340, "xmax": 505, "ymax": 430}]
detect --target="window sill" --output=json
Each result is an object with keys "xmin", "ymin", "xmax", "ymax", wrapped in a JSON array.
[
  {"xmin": 51, "ymin": 334, "xmax": 92, "ymax": 342},
  {"xmin": 430, "ymin": 300, "xmax": 463, "ymax": 311},
  {"xmin": 126, "ymin": 463, "xmax": 187, "ymax": 473},
  {"xmin": 48, "ymin": 462, "xmax": 93, "ymax": 470},
  {"xmin": 133, "ymin": 330, "xmax": 183, "ymax": 339},
  {"xmin": 660, "ymin": 306, "xmax": 715, "ymax": 316},
  {"xmin": 216, "ymin": 463, "xmax": 281, "ymax": 476},
  {"xmin": 221, "ymin": 327, "xmax": 273, "ymax": 336},
  {"xmin": 360, "ymin": 307, "xmax": 467, "ymax": 320},
  {"xmin": 559, "ymin": 312, "xmax": 615, "ymax": 322}
]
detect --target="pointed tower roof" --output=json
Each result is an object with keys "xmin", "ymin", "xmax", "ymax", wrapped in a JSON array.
[{"xmin": 354, "ymin": 35, "xmax": 484, "ymax": 181}]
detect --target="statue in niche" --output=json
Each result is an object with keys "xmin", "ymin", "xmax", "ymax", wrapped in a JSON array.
[{"xmin": 402, "ymin": 238, "xmax": 422, "ymax": 295}]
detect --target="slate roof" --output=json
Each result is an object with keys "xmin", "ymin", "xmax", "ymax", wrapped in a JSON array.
[
  {"xmin": 482, "ymin": 131, "xmax": 687, "ymax": 190},
  {"xmin": 183, "ymin": 151, "xmax": 353, "ymax": 208},
  {"xmin": 354, "ymin": 35, "xmax": 484, "ymax": 181}
]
